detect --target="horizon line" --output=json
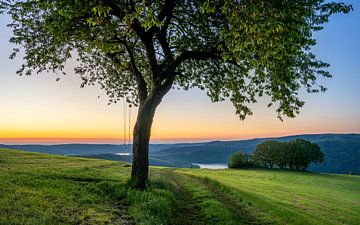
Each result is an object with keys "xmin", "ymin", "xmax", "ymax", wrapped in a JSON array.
[{"xmin": 0, "ymin": 132, "xmax": 358, "ymax": 145}]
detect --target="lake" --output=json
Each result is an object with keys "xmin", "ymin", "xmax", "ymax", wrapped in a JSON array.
[
  {"xmin": 192, "ymin": 163, "xmax": 228, "ymax": 169},
  {"xmin": 115, "ymin": 152, "xmax": 131, "ymax": 156}
]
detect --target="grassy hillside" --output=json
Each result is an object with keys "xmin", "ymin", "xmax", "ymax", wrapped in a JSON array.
[
  {"xmin": 0, "ymin": 148, "xmax": 175, "ymax": 225},
  {"xmin": 178, "ymin": 169, "xmax": 360, "ymax": 225},
  {"xmin": 1, "ymin": 148, "xmax": 359, "ymax": 225}
]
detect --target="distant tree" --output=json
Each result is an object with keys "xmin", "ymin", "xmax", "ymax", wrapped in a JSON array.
[
  {"xmin": 272, "ymin": 142, "xmax": 288, "ymax": 169},
  {"xmin": 287, "ymin": 139, "xmax": 324, "ymax": 170},
  {"xmin": 228, "ymin": 151, "xmax": 253, "ymax": 168},
  {"xmin": 253, "ymin": 141, "xmax": 284, "ymax": 168},
  {"xmin": 0, "ymin": 0, "xmax": 351, "ymax": 189},
  {"xmin": 253, "ymin": 139, "xmax": 324, "ymax": 171},
  {"xmin": 285, "ymin": 143, "xmax": 298, "ymax": 169}
]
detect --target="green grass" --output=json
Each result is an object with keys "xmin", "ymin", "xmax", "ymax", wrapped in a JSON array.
[
  {"xmin": 1, "ymin": 148, "xmax": 359, "ymax": 225},
  {"xmin": 177, "ymin": 168, "xmax": 360, "ymax": 225},
  {"xmin": 0, "ymin": 148, "xmax": 176, "ymax": 225},
  {"xmin": 175, "ymin": 173, "xmax": 237, "ymax": 225}
]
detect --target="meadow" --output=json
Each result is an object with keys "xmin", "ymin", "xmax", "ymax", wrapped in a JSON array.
[
  {"xmin": 0, "ymin": 148, "xmax": 359, "ymax": 225},
  {"xmin": 178, "ymin": 169, "xmax": 360, "ymax": 225}
]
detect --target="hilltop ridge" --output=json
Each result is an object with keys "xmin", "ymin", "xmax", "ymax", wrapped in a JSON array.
[{"xmin": 1, "ymin": 133, "xmax": 360, "ymax": 174}]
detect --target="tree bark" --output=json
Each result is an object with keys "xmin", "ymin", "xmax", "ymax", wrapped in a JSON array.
[
  {"xmin": 131, "ymin": 101, "xmax": 156, "ymax": 189},
  {"xmin": 130, "ymin": 84, "xmax": 172, "ymax": 189}
]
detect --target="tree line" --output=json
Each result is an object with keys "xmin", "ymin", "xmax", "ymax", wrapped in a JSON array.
[{"xmin": 228, "ymin": 139, "xmax": 324, "ymax": 171}]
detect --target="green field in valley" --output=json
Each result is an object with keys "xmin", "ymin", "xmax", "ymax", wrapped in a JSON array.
[{"xmin": 0, "ymin": 148, "xmax": 359, "ymax": 225}]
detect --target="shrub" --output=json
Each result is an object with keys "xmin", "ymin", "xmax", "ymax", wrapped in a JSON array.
[
  {"xmin": 349, "ymin": 170, "xmax": 357, "ymax": 175},
  {"xmin": 228, "ymin": 151, "xmax": 253, "ymax": 168}
]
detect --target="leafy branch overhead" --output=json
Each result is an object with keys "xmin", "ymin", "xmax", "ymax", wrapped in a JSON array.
[{"xmin": 1, "ymin": 0, "xmax": 352, "ymax": 119}]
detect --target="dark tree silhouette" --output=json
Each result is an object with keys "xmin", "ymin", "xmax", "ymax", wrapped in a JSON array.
[{"xmin": 0, "ymin": 0, "xmax": 351, "ymax": 189}]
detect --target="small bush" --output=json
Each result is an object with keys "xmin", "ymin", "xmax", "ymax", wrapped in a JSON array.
[
  {"xmin": 349, "ymin": 170, "xmax": 357, "ymax": 175},
  {"xmin": 228, "ymin": 151, "xmax": 254, "ymax": 168}
]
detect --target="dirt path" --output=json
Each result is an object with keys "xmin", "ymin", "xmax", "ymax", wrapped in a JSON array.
[
  {"xmin": 162, "ymin": 170, "xmax": 208, "ymax": 225},
  {"xmin": 199, "ymin": 178, "xmax": 268, "ymax": 225},
  {"xmin": 168, "ymin": 171, "xmax": 267, "ymax": 225}
]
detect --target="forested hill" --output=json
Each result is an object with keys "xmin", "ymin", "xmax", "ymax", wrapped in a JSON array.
[
  {"xmin": 1, "ymin": 133, "xmax": 359, "ymax": 174},
  {"xmin": 151, "ymin": 133, "xmax": 360, "ymax": 174}
]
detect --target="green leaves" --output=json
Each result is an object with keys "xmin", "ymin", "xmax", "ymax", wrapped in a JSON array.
[
  {"xmin": 253, "ymin": 139, "xmax": 324, "ymax": 170},
  {"xmin": 124, "ymin": 2, "xmax": 163, "ymax": 31},
  {"xmin": 1, "ymin": 0, "xmax": 352, "ymax": 120},
  {"xmin": 87, "ymin": 6, "xmax": 112, "ymax": 26},
  {"xmin": 228, "ymin": 151, "xmax": 253, "ymax": 168}
]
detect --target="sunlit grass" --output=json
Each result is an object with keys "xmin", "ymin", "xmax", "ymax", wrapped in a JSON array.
[
  {"xmin": 0, "ymin": 148, "xmax": 175, "ymax": 225},
  {"xmin": 178, "ymin": 168, "xmax": 360, "ymax": 225},
  {"xmin": 1, "ymin": 148, "xmax": 359, "ymax": 225}
]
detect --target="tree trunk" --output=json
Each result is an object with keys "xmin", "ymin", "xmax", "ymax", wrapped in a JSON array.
[
  {"xmin": 131, "ymin": 100, "xmax": 157, "ymax": 189},
  {"xmin": 269, "ymin": 161, "xmax": 273, "ymax": 169},
  {"xmin": 130, "ymin": 84, "xmax": 171, "ymax": 189}
]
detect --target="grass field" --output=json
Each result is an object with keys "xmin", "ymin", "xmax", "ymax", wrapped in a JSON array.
[
  {"xmin": 1, "ymin": 148, "xmax": 359, "ymax": 225},
  {"xmin": 0, "ymin": 148, "xmax": 175, "ymax": 225},
  {"xmin": 178, "ymin": 169, "xmax": 360, "ymax": 225}
]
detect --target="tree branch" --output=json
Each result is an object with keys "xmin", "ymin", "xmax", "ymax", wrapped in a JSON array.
[
  {"xmin": 155, "ymin": 47, "xmax": 221, "ymax": 91},
  {"xmin": 104, "ymin": 0, "xmax": 125, "ymax": 19},
  {"xmin": 108, "ymin": 38, "xmax": 148, "ymax": 103},
  {"xmin": 171, "ymin": 48, "xmax": 221, "ymax": 70},
  {"xmin": 156, "ymin": 1, "xmax": 175, "ymax": 61},
  {"xmin": 131, "ymin": 20, "xmax": 158, "ymax": 80}
]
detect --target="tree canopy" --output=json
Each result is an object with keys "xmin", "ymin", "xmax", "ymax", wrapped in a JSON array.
[
  {"xmin": 0, "ymin": 0, "xmax": 352, "ymax": 118},
  {"xmin": 252, "ymin": 140, "xmax": 283, "ymax": 168},
  {"xmin": 228, "ymin": 151, "xmax": 253, "ymax": 168},
  {"xmin": 253, "ymin": 139, "xmax": 324, "ymax": 170}
]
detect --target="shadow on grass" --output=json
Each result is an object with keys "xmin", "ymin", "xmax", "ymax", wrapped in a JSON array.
[{"xmin": 92, "ymin": 177, "xmax": 176, "ymax": 225}]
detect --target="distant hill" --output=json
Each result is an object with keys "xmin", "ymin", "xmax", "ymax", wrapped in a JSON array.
[
  {"xmin": 0, "ymin": 143, "xmax": 181, "ymax": 155},
  {"xmin": 151, "ymin": 133, "xmax": 360, "ymax": 174},
  {"xmin": 1, "ymin": 133, "xmax": 359, "ymax": 174}
]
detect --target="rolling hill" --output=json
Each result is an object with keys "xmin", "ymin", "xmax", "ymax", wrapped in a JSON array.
[
  {"xmin": 0, "ymin": 148, "xmax": 359, "ymax": 225},
  {"xmin": 1, "ymin": 133, "xmax": 359, "ymax": 174},
  {"xmin": 151, "ymin": 133, "xmax": 360, "ymax": 174}
]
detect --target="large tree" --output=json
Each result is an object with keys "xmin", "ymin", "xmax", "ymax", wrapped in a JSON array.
[{"xmin": 1, "ymin": 0, "xmax": 351, "ymax": 188}]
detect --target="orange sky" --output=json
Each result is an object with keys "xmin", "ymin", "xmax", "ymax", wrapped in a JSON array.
[
  {"xmin": 0, "ymin": 81, "xmax": 358, "ymax": 144},
  {"xmin": 0, "ymin": 70, "xmax": 359, "ymax": 144}
]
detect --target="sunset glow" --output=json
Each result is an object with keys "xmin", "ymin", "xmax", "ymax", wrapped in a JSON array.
[{"xmin": 0, "ymin": 3, "xmax": 359, "ymax": 145}]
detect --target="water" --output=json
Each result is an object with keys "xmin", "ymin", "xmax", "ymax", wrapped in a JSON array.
[
  {"xmin": 192, "ymin": 163, "xmax": 228, "ymax": 169},
  {"xmin": 115, "ymin": 152, "xmax": 131, "ymax": 156}
]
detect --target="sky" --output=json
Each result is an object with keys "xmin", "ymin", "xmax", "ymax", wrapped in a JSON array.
[{"xmin": 0, "ymin": 2, "xmax": 359, "ymax": 144}]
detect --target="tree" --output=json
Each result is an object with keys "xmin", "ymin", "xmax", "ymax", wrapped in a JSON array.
[
  {"xmin": 0, "ymin": 0, "xmax": 351, "ymax": 189},
  {"xmin": 228, "ymin": 151, "xmax": 252, "ymax": 168},
  {"xmin": 287, "ymin": 139, "xmax": 324, "ymax": 170},
  {"xmin": 253, "ymin": 140, "xmax": 283, "ymax": 168},
  {"xmin": 253, "ymin": 139, "xmax": 324, "ymax": 170},
  {"xmin": 272, "ymin": 142, "xmax": 288, "ymax": 169}
]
